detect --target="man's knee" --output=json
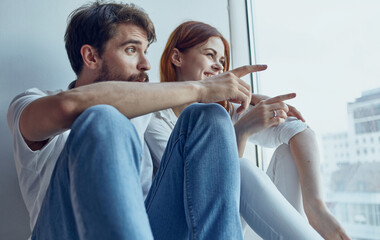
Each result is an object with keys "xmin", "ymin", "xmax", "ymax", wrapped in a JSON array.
[
  {"xmin": 69, "ymin": 104, "xmax": 140, "ymax": 148},
  {"xmin": 67, "ymin": 104, "xmax": 142, "ymax": 168}
]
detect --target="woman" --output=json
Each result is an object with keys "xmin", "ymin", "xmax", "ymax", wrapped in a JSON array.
[{"xmin": 145, "ymin": 21, "xmax": 349, "ymax": 240}]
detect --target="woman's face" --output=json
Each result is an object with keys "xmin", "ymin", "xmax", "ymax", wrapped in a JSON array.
[{"xmin": 175, "ymin": 36, "xmax": 225, "ymax": 81}]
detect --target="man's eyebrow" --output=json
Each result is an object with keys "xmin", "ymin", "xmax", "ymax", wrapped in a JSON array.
[{"xmin": 119, "ymin": 40, "xmax": 142, "ymax": 47}]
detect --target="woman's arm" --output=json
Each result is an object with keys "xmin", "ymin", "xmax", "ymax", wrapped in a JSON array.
[{"xmin": 234, "ymin": 93, "xmax": 295, "ymax": 157}]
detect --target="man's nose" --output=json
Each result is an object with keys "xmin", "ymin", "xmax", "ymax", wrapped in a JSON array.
[{"xmin": 137, "ymin": 54, "xmax": 151, "ymax": 71}]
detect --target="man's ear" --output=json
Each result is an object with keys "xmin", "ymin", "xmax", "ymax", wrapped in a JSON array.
[
  {"xmin": 170, "ymin": 48, "xmax": 183, "ymax": 67},
  {"xmin": 80, "ymin": 44, "xmax": 101, "ymax": 70}
]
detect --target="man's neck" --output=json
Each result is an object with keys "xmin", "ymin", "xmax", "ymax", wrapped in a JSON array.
[{"xmin": 74, "ymin": 69, "xmax": 98, "ymax": 88}]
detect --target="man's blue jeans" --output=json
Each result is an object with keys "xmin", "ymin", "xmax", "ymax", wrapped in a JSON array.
[{"xmin": 31, "ymin": 104, "xmax": 243, "ymax": 240}]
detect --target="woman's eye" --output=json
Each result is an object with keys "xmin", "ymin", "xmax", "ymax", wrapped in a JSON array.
[{"xmin": 206, "ymin": 53, "xmax": 214, "ymax": 57}]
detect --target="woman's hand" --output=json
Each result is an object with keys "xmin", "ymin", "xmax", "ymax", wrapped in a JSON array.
[
  {"xmin": 234, "ymin": 93, "xmax": 296, "ymax": 157},
  {"xmin": 251, "ymin": 94, "xmax": 305, "ymax": 122}
]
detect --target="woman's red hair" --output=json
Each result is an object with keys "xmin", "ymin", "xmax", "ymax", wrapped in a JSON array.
[{"xmin": 160, "ymin": 21, "xmax": 233, "ymax": 113}]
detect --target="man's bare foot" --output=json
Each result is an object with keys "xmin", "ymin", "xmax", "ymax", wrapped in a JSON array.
[{"xmin": 305, "ymin": 199, "xmax": 350, "ymax": 240}]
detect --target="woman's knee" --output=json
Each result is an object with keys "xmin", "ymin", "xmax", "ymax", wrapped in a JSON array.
[{"xmin": 181, "ymin": 103, "xmax": 233, "ymax": 133}]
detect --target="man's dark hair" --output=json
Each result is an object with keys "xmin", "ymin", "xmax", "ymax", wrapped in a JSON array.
[{"xmin": 64, "ymin": 1, "xmax": 156, "ymax": 76}]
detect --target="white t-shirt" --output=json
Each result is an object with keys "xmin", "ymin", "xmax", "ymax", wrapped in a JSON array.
[
  {"xmin": 145, "ymin": 104, "xmax": 308, "ymax": 168},
  {"xmin": 7, "ymin": 88, "xmax": 153, "ymax": 232}
]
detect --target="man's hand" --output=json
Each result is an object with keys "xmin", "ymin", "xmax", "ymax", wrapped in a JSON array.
[
  {"xmin": 250, "ymin": 94, "xmax": 270, "ymax": 105},
  {"xmin": 197, "ymin": 65, "xmax": 267, "ymax": 114}
]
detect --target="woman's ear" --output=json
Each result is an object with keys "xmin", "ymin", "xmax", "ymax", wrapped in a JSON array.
[
  {"xmin": 80, "ymin": 44, "xmax": 101, "ymax": 70},
  {"xmin": 170, "ymin": 48, "xmax": 183, "ymax": 67}
]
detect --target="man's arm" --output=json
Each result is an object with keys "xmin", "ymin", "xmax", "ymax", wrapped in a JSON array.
[
  {"xmin": 20, "ymin": 65, "xmax": 266, "ymax": 144},
  {"xmin": 20, "ymin": 81, "xmax": 203, "ymax": 142}
]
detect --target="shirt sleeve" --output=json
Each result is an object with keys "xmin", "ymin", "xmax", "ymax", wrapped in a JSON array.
[
  {"xmin": 230, "ymin": 103, "xmax": 308, "ymax": 148},
  {"xmin": 144, "ymin": 112, "xmax": 174, "ymax": 168},
  {"xmin": 248, "ymin": 117, "xmax": 308, "ymax": 148},
  {"xmin": 7, "ymin": 89, "xmax": 44, "ymax": 136},
  {"xmin": 7, "ymin": 89, "xmax": 47, "ymax": 170}
]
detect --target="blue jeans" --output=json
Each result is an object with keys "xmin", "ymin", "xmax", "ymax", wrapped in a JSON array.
[
  {"xmin": 32, "ymin": 104, "xmax": 243, "ymax": 240},
  {"xmin": 145, "ymin": 103, "xmax": 242, "ymax": 239}
]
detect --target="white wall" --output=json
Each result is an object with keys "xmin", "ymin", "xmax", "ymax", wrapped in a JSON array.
[{"xmin": 0, "ymin": 0, "xmax": 230, "ymax": 239}]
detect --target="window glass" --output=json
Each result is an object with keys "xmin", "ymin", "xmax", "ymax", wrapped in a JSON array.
[{"xmin": 250, "ymin": 0, "xmax": 380, "ymax": 239}]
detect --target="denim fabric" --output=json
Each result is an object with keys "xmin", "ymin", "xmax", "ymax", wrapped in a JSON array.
[
  {"xmin": 145, "ymin": 103, "xmax": 243, "ymax": 240},
  {"xmin": 32, "ymin": 104, "xmax": 243, "ymax": 240},
  {"xmin": 32, "ymin": 105, "xmax": 153, "ymax": 240}
]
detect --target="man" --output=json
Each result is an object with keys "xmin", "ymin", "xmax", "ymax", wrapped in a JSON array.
[{"xmin": 7, "ymin": 2, "xmax": 266, "ymax": 239}]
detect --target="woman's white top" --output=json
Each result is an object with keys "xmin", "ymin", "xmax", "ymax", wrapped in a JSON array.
[{"xmin": 145, "ymin": 104, "xmax": 308, "ymax": 169}]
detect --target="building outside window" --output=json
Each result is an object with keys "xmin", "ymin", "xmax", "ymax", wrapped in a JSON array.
[{"xmin": 248, "ymin": 0, "xmax": 380, "ymax": 239}]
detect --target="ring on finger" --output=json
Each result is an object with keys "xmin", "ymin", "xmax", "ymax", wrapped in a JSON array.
[{"xmin": 273, "ymin": 110, "xmax": 277, "ymax": 118}]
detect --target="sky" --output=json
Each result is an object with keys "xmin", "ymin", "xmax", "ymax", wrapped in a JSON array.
[{"xmin": 251, "ymin": 0, "xmax": 380, "ymax": 136}]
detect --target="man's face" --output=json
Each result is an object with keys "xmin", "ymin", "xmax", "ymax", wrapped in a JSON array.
[{"xmin": 95, "ymin": 23, "xmax": 151, "ymax": 83}]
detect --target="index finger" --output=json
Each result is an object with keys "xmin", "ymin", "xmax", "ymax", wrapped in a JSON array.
[
  {"xmin": 265, "ymin": 93, "xmax": 296, "ymax": 104},
  {"xmin": 288, "ymin": 105, "xmax": 306, "ymax": 122},
  {"xmin": 230, "ymin": 64, "xmax": 268, "ymax": 78}
]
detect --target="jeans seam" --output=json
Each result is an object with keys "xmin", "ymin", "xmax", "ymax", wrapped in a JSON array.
[
  {"xmin": 145, "ymin": 131, "xmax": 187, "ymax": 212},
  {"xmin": 184, "ymin": 145, "xmax": 196, "ymax": 240}
]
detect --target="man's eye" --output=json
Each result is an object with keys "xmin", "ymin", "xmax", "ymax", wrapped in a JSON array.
[{"xmin": 126, "ymin": 47, "xmax": 135, "ymax": 53}]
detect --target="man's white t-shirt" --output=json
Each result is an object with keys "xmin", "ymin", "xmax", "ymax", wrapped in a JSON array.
[{"xmin": 7, "ymin": 88, "xmax": 153, "ymax": 232}]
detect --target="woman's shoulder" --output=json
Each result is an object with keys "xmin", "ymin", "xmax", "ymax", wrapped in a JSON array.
[
  {"xmin": 153, "ymin": 108, "xmax": 177, "ymax": 121},
  {"xmin": 149, "ymin": 108, "xmax": 177, "ymax": 130}
]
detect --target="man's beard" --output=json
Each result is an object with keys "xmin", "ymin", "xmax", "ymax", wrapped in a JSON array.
[{"xmin": 95, "ymin": 60, "xmax": 149, "ymax": 83}]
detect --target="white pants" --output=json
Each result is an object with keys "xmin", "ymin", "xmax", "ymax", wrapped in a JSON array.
[
  {"xmin": 266, "ymin": 144, "xmax": 306, "ymax": 217},
  {"xmin": 239, "ymin": 145, "xmax": 321, "ymax": 239}
]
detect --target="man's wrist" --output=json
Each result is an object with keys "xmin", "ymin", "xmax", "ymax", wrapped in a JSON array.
[{"xmin": 191, "ymin": 81, "xmax": 204, "ymax": 103}]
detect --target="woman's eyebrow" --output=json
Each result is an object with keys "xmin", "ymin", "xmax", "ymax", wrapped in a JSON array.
[
  {"xmin": 203, "ymin": 48, "xmax": 217, "ymax": 54},
  {"xmin": 204, "ymin": 48, "xmax": 225, "ymax": 59}
]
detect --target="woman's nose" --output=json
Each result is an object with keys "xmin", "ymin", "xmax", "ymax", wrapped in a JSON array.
[{"xmin": 212, "ymin": 62, "xmax": 224, "ymax": 72}]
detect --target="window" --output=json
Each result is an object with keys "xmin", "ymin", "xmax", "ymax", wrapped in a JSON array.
[{"xmin": 248, "ymin": 0, "xmax": 380, "ymax": 239}]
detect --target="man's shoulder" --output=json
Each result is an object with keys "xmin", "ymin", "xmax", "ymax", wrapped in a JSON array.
[
  {"xmin": 7, "ymin": 88, "xmax": 63, "ymax": 131},
  {"xmin": 12, "ymin": 88, "xmax": 62, "ymax": 101}
]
